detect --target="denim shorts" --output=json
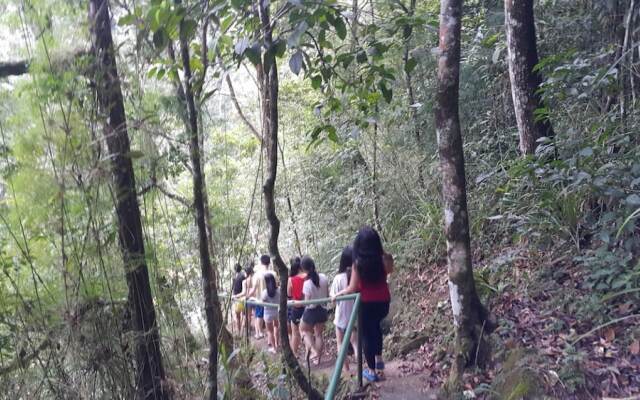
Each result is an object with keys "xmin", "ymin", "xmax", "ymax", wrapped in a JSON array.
[{"xmin": 255, "ymin": 305, "xmax": 264, "ymax": 319}]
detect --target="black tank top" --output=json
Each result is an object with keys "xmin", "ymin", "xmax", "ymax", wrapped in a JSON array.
[{"xmin": 232, "ymin": 273, "xmax": 245, "ymax": 295}]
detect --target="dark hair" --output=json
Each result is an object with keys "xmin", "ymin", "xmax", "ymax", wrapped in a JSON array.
[
  {"xmin": 301, "ymin": 256, "xmax": 319, "ymax": 287},
  {"xmin": 244, "ymin": 265, "xmax": 254, "ymax": 276},
  {"xmin": 353, "ymin": 226, "xmax": 385, "ymax": 284},
  {"xmin": 289, "ymin": 256, "xmax": 301, "ymax": 277},
  {"xmin": 339, "ymin": 246, "xmax": 353, "ymax": 285},
  {"xmin": 235, "ymin": 263, "xmax": 242, "ymax": 273},
  {"xmin": 260, "ymin": 254, "xmax": 271, "ymax": 266},
  {"xmin": 338, "ymin": 246, "xmax": 353, "ymax": 274},
  {"xmin": 265, "ymin": 273, "xmax": 277, "ymax": 298}
]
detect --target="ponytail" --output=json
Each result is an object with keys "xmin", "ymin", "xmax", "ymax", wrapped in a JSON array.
[
  {"xmin": 265, "ymin": 274, "xmax": 277, "ymax": 298},
  {"xmin": 301, "ymin": 255, "xmax": 320, "ymax": 287}
]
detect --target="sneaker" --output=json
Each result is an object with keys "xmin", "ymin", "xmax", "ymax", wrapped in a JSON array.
[
  {"xmin": 363, "ymin": 368, "xmax": 378, "ymax": 382},
  {"xmin": 375, "ymin": 360, "xmax": 386, "ymax": 381}
]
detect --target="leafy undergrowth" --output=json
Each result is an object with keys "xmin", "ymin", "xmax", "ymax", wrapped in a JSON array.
[{"xmin": 385, "ymin": 245, "xmax": 640, "ymax": 399}]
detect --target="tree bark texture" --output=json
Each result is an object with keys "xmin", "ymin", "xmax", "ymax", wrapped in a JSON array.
[
  {"xmin": 256, "ymin": 1, "xmax": 323, "ymax": 399},
  {"xmin": 88, "ymin": 1, "xmax": 168, "ymax": 399},
  {"xmin": 435, "ymin": 0, "xmax": 495, "ymax": 392},
  {"xmin": 505, "ymin": 0, "xmax": 554, "ymax": 155},
  {"xmin": 178, "ymin": 22, "xmax": 224, "ymax": 400}
]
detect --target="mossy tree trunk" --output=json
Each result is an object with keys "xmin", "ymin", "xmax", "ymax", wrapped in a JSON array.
[
  {"xmin": 505, "ymin": 0, "xmax": 554, "ymax": 155},
  {"xmin": 434, "ymin": 0, "xmax": 496, "ymax": 393},
  {"xmin": 88, "ymin": 0, "xmax": 168, "ymax": 398}
]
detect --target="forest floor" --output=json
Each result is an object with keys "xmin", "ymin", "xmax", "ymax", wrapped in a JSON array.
[
  {"xmin": 239, "ymin": 244, "xmax": 640, "ymax": 399},
  {"xmin": 245, "ymin": 324, "xmax": 430, "ymax": 399},
  {"xmin": 384, "ymin": 244, "xmax": 640, "ymax": 399}
]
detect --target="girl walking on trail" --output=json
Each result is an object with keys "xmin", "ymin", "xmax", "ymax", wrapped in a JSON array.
[
  {"xmin": 231, "ymin": 264, "xmax": 246, "ymax": 334},
  {"xmin": 234, "ymin": 264, "xmax": 254, "ymax": 335},
  {"xmin": 333, "ymin": 226, "xmax": 394, "ymax": 382},
  {"xmin": 298, "ymin": 256, "xmax": 329, "ymax": 365},
  {"xmin": 287, "ymin": 256, "xmax": 306, "ymax": 353},
  {"xmin": 261, "ymin": 273, "xmax": 281, "ymax": 353},
  {"xmin": 329, "ymin": 246, "xmax": 358, "ymax": 372}
]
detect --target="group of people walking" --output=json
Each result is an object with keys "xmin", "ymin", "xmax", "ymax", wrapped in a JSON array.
[{"xmin": 231, "ymin": 226, "xmax": 393, "ymax": 382}]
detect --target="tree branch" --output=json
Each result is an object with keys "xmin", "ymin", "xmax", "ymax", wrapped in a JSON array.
[{"xmin": 226, "ymin": 74, "xmax": 262, "ymax": 142}]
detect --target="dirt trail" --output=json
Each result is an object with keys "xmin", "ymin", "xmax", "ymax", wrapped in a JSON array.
[{"xmin": 248, "ymin": 333, "xmax": 434, "ymax": 399}]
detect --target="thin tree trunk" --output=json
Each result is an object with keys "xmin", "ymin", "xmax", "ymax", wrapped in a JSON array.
[
  {"xmin": 256, "ymin": 1, "xmax": 323, "ymax": 399},
  {"xmin": 402, "ymin": 0, "xmax": 425, "ymax": 189},
  {"xmin": 88, "ymin": 1, "xmax": 168, "ymax": 399},
  {"xmin": 505, "ymin": 0, "xmax": 554, "ymax": 155},
  {"xmin": 435, "ymin": 0, "xmax": 496, "ymax": 393},
  {"xmin": 177, "ymin": 20, "xmax": 224, "ymax": 400}
]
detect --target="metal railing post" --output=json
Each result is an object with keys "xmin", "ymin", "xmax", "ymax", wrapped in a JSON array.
[
  {"xmin": 357, "ymin": 303, "xmax": 363, "ymax": 390},
  {"xmin": 244, "ymin": 300, "xmax": 250, "ymax": 346}
]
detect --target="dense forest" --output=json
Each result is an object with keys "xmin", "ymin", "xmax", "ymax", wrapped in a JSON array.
[{"xmin": 0, "ymin": 0, "xmax": 639, "ymax": 399}]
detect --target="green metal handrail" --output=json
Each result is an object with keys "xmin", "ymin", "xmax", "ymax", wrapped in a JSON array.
[{"xmin": 235, "ymin": 293, "xmax": 363, "ymax": 399}]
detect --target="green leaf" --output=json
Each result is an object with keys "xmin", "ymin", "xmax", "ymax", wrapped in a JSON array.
[
  {"xmin": 274, "ymin": 40, "xmax": 287, "ymax": 58},
  {"xmin": 180, "ymin": 19, "xmax": 198, "ymax": 41},
  {"xmin": 153, "ymin": 29, "xmax": 169, "ymax": 50},
  {"xmin": 289, "ymin": 51, "xmax": 304, "ymax": 75},
  {"xmin": 379, "ymin": 81, "xmax": 392, "ymax": 103},
  {"xmin": 190, "ymin": 58, "xmax": 204, "ymax": 72},
  {"xmin": 311, "ymin": 75, "xmax": 322, "ymax": 89},
  {"xmin": 404, "ymin": 57, "xmax": 418, "ymax": 74},
  {"xmin": 118, "ymin": 14, "xmax": 136, "ymax": 26},
  {"xmin": 327, "ymin": 126, "xmax": 339, "ymax": 143},
  {"xmin": 330, "ymin": 15, "xmax": 347, "ymax": 40},
  {"xmin": 244, "ymin": 46, "xmax": 261, "ymax": 66},
  {"xmin": 337, "ymin": 53, "xmax": 354, "ymax": 68},
  {"xmin": 147, "ymin": 66, "xmax": 158, "ymax": 78}
]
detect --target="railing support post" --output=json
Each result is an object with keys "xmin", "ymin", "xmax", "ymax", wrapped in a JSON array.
[
  {"xmin": 244, "ymin": 300, "xmax": 250, "ymax": 346},
  {"xmin": 357, "ymin": 303, "xmax": 363, "ymax": 390}
]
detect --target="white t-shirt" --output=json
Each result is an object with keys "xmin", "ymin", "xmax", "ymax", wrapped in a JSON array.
[
  {"xmin": 330, "ymin": 272, "xmax": 354, "ymax": 330},
  {"xmin": 302, "ymin": 273, "xmax": 329, "ymax": 309}
]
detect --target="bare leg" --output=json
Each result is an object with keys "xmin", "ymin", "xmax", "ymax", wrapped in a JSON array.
[
  {"xmin": 291, "ymin": 322, "xmax": 301, "ymax": 353},
  {"xmin": 273, "ymin": 319, "xmax": 279, "ymax": 349},
  {"xmin": 313, "ymin": 323, "xmax": 325, "ymax": 365},
  {"xmin": 300, "ymin": 321, "xmax": 315, "ymax": 359},
  {"xmin": 266, "ymin": 320, "xmax": 274, "ymax": 348}
]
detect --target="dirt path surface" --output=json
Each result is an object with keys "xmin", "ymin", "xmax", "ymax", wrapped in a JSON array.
[
  {"xmin": 357, "ymin": 360, "xmax": 435, "ymax": 400},
  {"xmin": 245, "ymin": 331, "xmax": 435, "ymax": 399}
]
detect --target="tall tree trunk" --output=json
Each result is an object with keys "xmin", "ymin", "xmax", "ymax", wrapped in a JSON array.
[
  {"xmin": 88, "ymin": 1, "xmax": 168, "ymax": 399},
  {"xmin": 177, "ymin": 21, "xmax": 225, "ymax": 400},
  {"xmin": 256, "ymin": 1, "xmax": 323, "ymax": 399},
  {"xmin": 505, "ymin": 0, "xmax": 554, "ymax": 155},
  {"xmin": 435, "ymin": 0, "xmax": 495, "ymax": 393}
]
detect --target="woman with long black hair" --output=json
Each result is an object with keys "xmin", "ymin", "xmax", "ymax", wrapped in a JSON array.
[
  {"xmin": 298, "ymin": 255, "xmax": 329, "ymax": 365},
  {"xmin": 261, "ymin": 273, "xmax": 281, "ymax": 353},
  {"xmin": 333, "ymin": 226, "xmax": 394, "ymax": 382},
  {"xmin": 329, "ymin": 246, "xmax": 358, "ymax": 372}
]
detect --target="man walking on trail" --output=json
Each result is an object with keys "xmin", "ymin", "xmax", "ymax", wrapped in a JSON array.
[{"xmin": 250, "ymin": 255, "xmax": 278, "ymax": 339}]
